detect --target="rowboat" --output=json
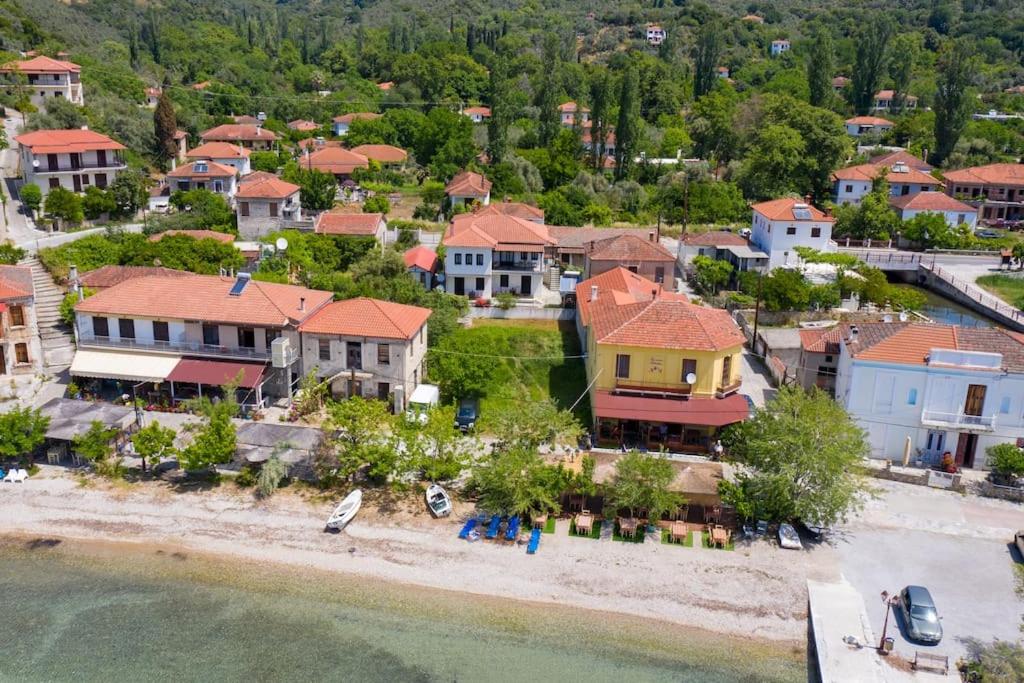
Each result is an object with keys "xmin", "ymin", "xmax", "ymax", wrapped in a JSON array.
[
  {"xmin": 425, "ymin": 484, "xmax": 452, "ymax": 518},
  {"xmin": 326, "ymin": 489, "xmax": 362, "ymax": 530}
]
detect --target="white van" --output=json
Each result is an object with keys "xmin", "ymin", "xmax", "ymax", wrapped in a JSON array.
[{"xmin": 405, "ymin": 384, "xmax": 440, "ymax": 424}]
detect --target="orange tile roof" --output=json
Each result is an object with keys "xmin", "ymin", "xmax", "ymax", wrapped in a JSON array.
[
  {"xmin": 0, "ymin": 265, "xmax": 33, "ymax": 300},
  {"xmin": 287, "ymin": 119, "xmax": 320, "ymax": 131},
  {"xmin": 832, "ymin": 76, "xmax": 850, "ymax": 87},
  {"xmin": 799, "ymin": 326, "xmax": 844, "ymax": 354},
  {"xmin": 868, "ymin": 150, "xmax": 932, "ymax": 171},
  {"xmin": 473, "ymin": 202, "xmax": 544, "ymax": 222},
  {"xmin": 751, "ymin": 197, "xmax": 833, "ymax": 222},
  {"xmin": 75, "ymin": 273, "xmax": 332, "ymax": 327},
  {"xmin": 145, "ymin": 87, "xmax": 162, "ymax": 97},
  {"xmin": 186, "ymin": 141, "xmax": 250, "ymax": 159},
  {"xmin": 200, "ymin": 124, "xmax": 278, "ymax": 142},
  {"xmin": 403, "ymin": 245, "xmax": 439, "ymax": 272},
  {"xmin": 349, "ymin": 144, "xmax": 408, "ymax": 164},
  {"xmin": 1, "ymin": 55, "xmax": 79, "ymax": 74},
  {"xmin": 832, "ymin": 162, "xmax": 940, "ymax": 186},
  {"xmin": 147, "ymin": 230, "xmax": 235, "ymax": 244},
  {"xmin": 297, "ymin": 138, "xmax": 343, "ymax": 151},
  {"xmin": 874, "ymin": 90, "xmax": 917, "ymax": 102},
  {"xmin": 846, "ymin": 116, "xmax": 894, "ymax": 127},
  {"xmin": 681, "ymin": 231, "xmax": 748, "ymax": 247},
  {"xmin": 463, "ymin": 106, "xmax": 491, "ymax": 116},
  {"xmin": 889, "ymin": 191, "xmax": 975, "ymax": 213},
  {"xmin": 377, "ymin": 81, "xmax": 394, "ymax": 90},
  {"xmin": 445, "ymin": 171, "xmax": 492, "ymax": 197},
  {"xmin": 558, "ymin": 101, "xmax": 589, "ymax": 113},
  {"xmin": 315, "ymin": 212, "xmax": 384, "ymax": 236},
  {"xmin": 333, "ymin": 112, "xmax": 381, "ymax": 124},
  {"xmin": 586, "ymin": 234, "xmax": 674, "ymax": 263},
  {"xmin": 942, "ymin": 163, "xmax": 1024, "ymax": 188},
  {"xmin": 305, "ymin": 147, "xmax": 369, "ymax": 175},
  {"xmin": 298, "ymin": 297, "xmax": 431, "ymax": 340},
  {"xmin": 845, "ymin": 323, "xmax": 1024, "ymax": 372},
  {"xmin": 236, "ymin": 174, "xmax": 300, "ymax": 200},
  {"xmin": 78, "ymin": 265, "xmax": 192, "ymax": 290},
  {"xmin": 166, "ymin": 160, "xmax": 236, "ymax": 178},
  {"xmin": 548, "ymin": 227, "xmax": 653, "ymax": 251},
  {"xmin": 443, "ymin": 212, "xmax": 555, "ymax": 250},
  {"xmin": 15, "ymin": 129, "xmax": 125, "ymax": 155}
]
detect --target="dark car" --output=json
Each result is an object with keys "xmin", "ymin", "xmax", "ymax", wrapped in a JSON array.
[
  {"xmin": 976, "ymin": 229, "xmax": 1000, "ymax": 239},
  {"xmin": 898, "ymin": 585, "xmax": 943, "ymax": 644},
  {"xmin": 455, "ymin": 397, "xmax": 479, "ymax": 432}
]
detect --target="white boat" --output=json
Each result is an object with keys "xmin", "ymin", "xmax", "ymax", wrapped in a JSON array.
[
  {"xmin": 326, "ymin": 489, "xmax": 362, "ymax": 530},
  {"xmin": 425, "ymin": 484, "xmax": 452, "ymax": 518},
  {"xmin": 778, "ymin": 523, "xmax": 803, "ymax": 550}
]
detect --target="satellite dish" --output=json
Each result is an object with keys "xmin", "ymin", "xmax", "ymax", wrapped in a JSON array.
[
  {"xmin": 275, "ymin": 237, "xmax": 288, "ymax": 251},
  {"xmin": 32, "ymin": 159, "xmax": 39, "ymax": 168},
  {"xmin": 883, "ymin": 314, "xmax": 893, "ymax": 323},
  {"xmin": 685, "ymin": 372, "xmax": 697, "ymax": 385}
]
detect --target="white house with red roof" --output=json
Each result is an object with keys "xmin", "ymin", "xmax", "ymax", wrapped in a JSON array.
[
  {"xmin": 441, "ymin": 211, "xmax": 556, "ymax": 300},
  {"xmin": 871, "ymin": 90, "xmax": 918, "ymax": 113},
  {"xmin": 834, "ymin": 322, "xmax": 1024, "ymax": 469},
  {"xmin": 0, "ymin": 265, "xmax": 42, "ymax": 376},
  {"xmin": 298, "ymin": 297, "xmax": 431, "ymax": 406},
  {"xmin": 462, "ymin": 106, "xmax": 491, "ymax": 123},
  {"xmin": 303, "ymin": 146, "xmax": 369, "ymax": 179},
  {"xmin": 832, "ymin": 157, "xmax": 942, "ymax": 205},
  {"xmin": 0, "ymin": 55, "xmax": 83, "ymax": 106},
  {"xmin": 942, "ymin": 163, "xmax": 1024, "ymax": 223},
  {"xmin": 889, "ymin": 191, "xmax": 977, "ymax": 230},
  {"xmin": 645, "ymin": 24, "xmax": 666, "ymax": 46},
  {"xmin": 187, "ymin": 141, "xmax": 252, "ymax": 176},
  {"xmin": 15, "ymin": 129, "xmax": 126, "ymax": 198},
  {"xmin": 403, "ymin": 245, "xmax": 439, "ymax": 288},
  {"xmin": 166, "ymin": 160, "xmax": 238, "ymax": 202},
  {"xmin": 199, "ymin": 124, "xmax": 278, "ymax": 151},
  {"xmin": 314, "ymin": 212, "xmax": 387, "ymax": 243},
  {"xmin": 444, "ymin": 171, "xmax": 491, "ymax": 208},
  {"xmin": 844, "ymin": 116, "xmax": 894, "ymax": 137},
  {"xmin": 331, "ymin": 112, "xmax": 381, "ymax": 137},
  {"xmin": 750, "ymin": 198, "xmax": 835, "ymax": 269},
  {"xmin": 770, "ymin": 39, "xmax": 791, "ymax": 56},
  {"xmin": 235, "ymin": 172, "xmax": 302, "ymax": 239},
  {"xmin": 558, "ymin": 101, "xmax": 590, "ymax": 127}
]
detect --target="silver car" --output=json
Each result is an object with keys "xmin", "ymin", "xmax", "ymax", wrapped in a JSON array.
[{"xmin": 898, "ymin": 585, "xmax": 943, "ymax": 644}]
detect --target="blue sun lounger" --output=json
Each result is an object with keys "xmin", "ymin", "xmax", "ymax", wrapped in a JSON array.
[
  {"xmin": 458, "ymin": 518, "xmax": 478, "ymax": 539},
  {"xmin": 526, "ymin": 528, "xmax": 541, "ymax": 554},
  {"xmin": 485, "ymin": 514, "xmax": 502, "ymax": 539},
  {"xmin": 505, "ymin": 515, "xmax": 521, "ymax": 541}
]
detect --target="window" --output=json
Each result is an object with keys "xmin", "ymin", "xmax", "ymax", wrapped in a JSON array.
[
  {"xmin": 15, "ymin": 343, "xmax": 28, "ymax": 364},
  {"xmin": 475, "ymin": 253, "xmax": 483, "ymax": 266},
  {"xmin": 1000, "ymin": 396, "xmax": 1011, "ymax": 414},
  {"xmin": 239, "ymin": 202, "xmax": 250, "ymax": 217},
  {"xmin": 825, "ymin": 355, "xmax": 833, "ymax": 363},
  {"xmin": 615, "ymin": 354, "xmax": 630, "ymax": 379},
  {"xmin": 202, "ymin": 324, "xmax": 220, "ymax": 346},
  {"xmin": 118, "ymin": 318, "xmax": 136, "ymax": 339},
  {"xmin": 318, "ymin": 338, "xmax": 331, "ymax": 361},
  {"xmin": 811, "ymin": 227, "xmax": 821, "ymax": 238},
  {"xmin": 94, "ymin": 174, "xmax": 107, "ymax": 189},
  {"xmin": 654, "ymin": 267, "xmax": 665, "ymax": 283},
  {"xmin": 907, "ymin": 388, "xmax": 918, "ymax": 405},
  {"xmin": 9, "ymin": 305, "xmax": 24, "ymax": 327},
  {"xmin": 627, "ymin": 265, "xmax": 638, "ymax": 273},
  {"xmin": 956, "ymin": 214, "xmax": 965, "ymax": 225},
  {"xmin": 721, "ymin": 355, "xmax": 732, "ymax": 387},
  {"xmin": 81, "ymin": 174, "xmax": 90, "ymax": 186},
  {"xmin": 213, "ymin": 181, "xmax": 223, "ymax": 193},
  {"xmin": 499, "ymin": 274, "xmax": 509, "ymax": 288},
  {"xmin": 681, "ymin": 359, "xmax": 697, "ymax": 383},
  {"xmin": 265, "ymin": 329, "xmax": 281, "ymax": 349},
  {"xmin": 475, "ymin": 277, "xmax": 485, "ymax": 292},
  {"xmin": 377, "ymin": 343, "xmax": 390, "ymax": 365},
  {"xmin": 49, "ymin": 178, "xmax": 60, "ymax": 189},
  {"xmin": 269, "ymin": 203, "xmax": 279, "ymax": 218},
  {"xmin": 237, "ymin": 327, "xmax": 256, "ymax": 349},
  {"xmin": 152, "ymin": 321, "xmax": 169, "ymax": 342},
  {"xmin": 93, "ymin": 316, "xmax": 109, "ymax": 337},
  {"xmin": 786, "ymin": 226, "xmax": 797, "ymax": 235},
  {"xmin": 845, "ymin": 185, "xmax": 853, "ymax": 193},
  {"xmin": 454, "ymin": 253, "xmax": 462, "ymax": 265}
]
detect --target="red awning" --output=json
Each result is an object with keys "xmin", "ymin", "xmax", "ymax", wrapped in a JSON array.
[
  {"xmin": 167, "ymin": 359, "xmax": 266, "ymax": 388},
  {"xmin": 593, "ymin": 391, "xmax": 750, "ymax": 427},
  {"xmin": 0, "ymin": 303, "xmax": 7, "ymax": 313}
]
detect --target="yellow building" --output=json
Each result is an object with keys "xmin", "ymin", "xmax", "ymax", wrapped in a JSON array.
[{"xmin": 576, "ymin": 268, "xmax": 749, "ymax": 452}]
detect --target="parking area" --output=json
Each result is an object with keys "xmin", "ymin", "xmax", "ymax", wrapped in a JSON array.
[{"xmin": 835, "ymin": 480, "xmax": 1024, "ymax": 661}]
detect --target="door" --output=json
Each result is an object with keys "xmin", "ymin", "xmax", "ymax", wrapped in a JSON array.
[
  {"xmin": 925, "ymin": 430, "xmax": 946, "ymax": 459},
  {"xmin": 453, "ymin": 277, "xmax": 465, "ymax": 296},
  {"xmin": 377, "ymin": 382, "xmax": 390, "ymax": 401},
  {"xmin": 0, "ymin": 346, "xmax": 5, "ymax": 375},
  {"xmin": 964, "ymin": 384, "xmax": 986, "ymax": 416},
  {"xmin": 520, "ymin": 275, "xmax": 531, "ymax": 294},
  {"xmin": 346, "ymin": 342, "xmax": 362, "ymax": 370},
  {"xmin": 72, "ymin": 174, "xmax": 82, "ymax": 192},
  {"xmin": 955, "ymin": 432, "xmax": 978, "ymax": 468},
  {"xmin": 97, "ymin": 150, "xmax": 106, "ymax": 167}
]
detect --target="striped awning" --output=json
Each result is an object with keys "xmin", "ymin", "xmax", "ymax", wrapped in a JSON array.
[{"xmin": 70, "ymin": 349, "xmax": 181, "ymax": 383}]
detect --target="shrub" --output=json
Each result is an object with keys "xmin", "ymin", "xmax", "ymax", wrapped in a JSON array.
[
  {"xmin": 256, "ymin": 454, "xmax": 289, "ymax": 498},
  {"xmin": 20, "ymin": 184, "xmax": 42, "ymax": 215},
  {"xmin": 363, "ymin": 195, "xmax": 391, "ymax": 214},
  {"xmin": 0, "ymin": 243, "xmax": 25, "ymax": 265},
  {"xmin": 986, "ymin": 442, "xmax": 1024, "ymax": 482},
  {"xmin": 495, "ymin": 292, "xmax": 517, "ymax": 310}
]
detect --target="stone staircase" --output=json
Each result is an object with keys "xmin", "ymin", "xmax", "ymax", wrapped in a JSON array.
[
  {"xmin": 20, "ymin": 255, "xmax": 75, "ymax": 371},
  {"xmin": 546, "ymin": 264, "xmax": 561, "ymax": 290}
]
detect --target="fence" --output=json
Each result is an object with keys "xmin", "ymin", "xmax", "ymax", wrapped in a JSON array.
[
  {"xmin": 925, "ymin": 264, "xmax": 1024, "ymax": 324},
  {"xmin": 467, "ymin": 306, "xmax": 574, "ymax": 321},
  {"xmin": 977, "ymin": 480, "xmax": 1024, "ymax": 503},
  {"xmin": 383, "ymin": 227, "xmax": 441, "ymax": 247}
]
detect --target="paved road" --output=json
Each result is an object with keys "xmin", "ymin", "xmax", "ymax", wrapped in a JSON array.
[
  {"xmin": 0, "ymin": 110, "xmax": 50, "ymax": 245},
  {"xmin": 836, "ymin": 480, "xmax": 1024, "ymax": 662}
]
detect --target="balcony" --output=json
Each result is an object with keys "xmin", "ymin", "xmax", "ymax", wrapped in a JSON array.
[
  {"xmin": 614, "ymin": 379, "xmax": 692, "ymax": 398},
  {"xmin": 716, "ymin": 380, "xmax": 742, "ymax": 398},
  {"xmin": 80, "ymin": 335, "xmax": 270, "ymax": 361},
  {"xmin": 492, "ymin": 259, "xmax": 542, "ymax": 272},
  {"xmin": 920, "ymin": 410, "xmax": 996, "ymax": 431},
  {"xmin": 36, "ymin": 159, "xmax": 127, "ymax": 174}
]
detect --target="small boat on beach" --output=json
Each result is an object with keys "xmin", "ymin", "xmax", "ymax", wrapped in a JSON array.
[
  {"xmin": 425, "ymin": 484, "xmax": 452, "ymax": 518},
  {"xmin": 326, "ymin": 489, "xmax": 362, "ymax": 530}
]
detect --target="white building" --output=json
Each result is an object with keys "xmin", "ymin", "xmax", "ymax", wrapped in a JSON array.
[
  {"xmin": 749, "ymin": 198, "xmax": 835, "ymax": 270},
  {"xmin": 445, "ymin": 171, "xmax": 492, "ymax": 208},
  {"xmin": 331, "ymin": 112, "xmax": 381, "ymax": 137},
  {"xmin": 442, "ymin": 211, "xmax": 555, "ymax": 300},
  {"xmin": 0, "ymin": 55, "xmax": 83, "ymax": 107},
  {"xmin": 832, "ymin": 160, "xmax": 942, "ymax": 205},
  {"xmin": 463, "ymin": 106, "xmax": 491, "ymax": 123},
  {"xmin": 770, "ymin": 39, "xmax": 791, "ymax": 56},
  {"xmin": 15, "ymin": 129, "xmax": 126, "ymax": 198},
  {"xmin": 557, "ymin": 102, "xmax": 590, "ymax": 127},
  {"xmin": 186, "ymin": 142, "xmax": 252, "ymax": 176},
  {"xmin": 166, "ymin": 160, "xmax": 238, "ymax": 203},
  {"xmin": 871, "ymin": 90, "xmax": 918, "ymax": 112},
  {"xmin": 235, "ymin": 172, "xmax": 302, "ymax": 240},
  {"xmin": 297, "ymin": 297, "xmax": 431, "ymax": 408},
  {"xmin": 845, "ymin": 116, "xmax": 895, "ymax": 137},
  {"xmin": 646, "ymin": 24, "xmax": 666, "ymax": 46},
  {"xmin": 835, "ymin": 323, "xmax": 1024, "ymax": 470},
  {"xmin": 145, "ymin": 87, "xmax": 161, "ymax": 108},
  {"xmin": 888, "ymin": 192, "xmax": 978, "ymax": 230}
]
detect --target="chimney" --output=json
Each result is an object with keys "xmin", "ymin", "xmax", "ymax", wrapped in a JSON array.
[
  {"xmin": 804, "ymin": 194, "xmax": 813, "ymax": 206},
  {"xmin": 299, "ymin": 297, "xmax": 306, "ymax": 312},
  {"xmin": 69, "ymin": 264, "xmax": 78, "ymax": 283},
  {"xmin": 849, "ymin": 325, "xmax": 859, "ymax": 343},
  {"xmin": 648, "ymin": 231, "xmax": 656, "ymax": 242},
  {"xmin": 590, "ymin": 285, "xmax": 598, "ymax": 302}
]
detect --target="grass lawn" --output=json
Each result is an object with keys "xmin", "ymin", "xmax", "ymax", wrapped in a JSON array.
[
  {"xmin": 543, "ymin": 517, "xmax": 557, "ymax": 534},
  {"xmin": 660, "ymin": 529, "xmax": 694, "ymax": 548},
  {"xmin": 569, "ymin": 520, "xmax": 602, "ymax": 539},
  {"xmin": 701, "ymin": 531, "xmax": 735, "ymax": 551},
  {"xmin": 446, "ymin": 319, "xmax": 591, "ymax": 425},
  {"xmin": 976, "ymin": 273, "xmax": 1024, "ymax": 309},
  {"xmin": 612, "ymin": 522, "xmax": 646, "ymax": 544}
]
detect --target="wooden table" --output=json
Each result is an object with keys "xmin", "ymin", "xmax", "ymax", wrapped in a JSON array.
[
  {"xmin": 711, "ymin": 526, "xmax": 729, "ymax": 548},
  {"xmin": 618, "ymin": 517, "xmax": 639, "ymax": 538},
  {"xmin": 669, "ymin": 521, "xmax": 689, "ymax": 543},
  {"xmin": 533, "ymin": 514, "xmax": 548, "ymax": 530},
  {"xmin": 575, "ymin": 513, "xmax": 593, "ymax": 535}
]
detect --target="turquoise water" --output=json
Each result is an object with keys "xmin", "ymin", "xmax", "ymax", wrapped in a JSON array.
[{"xmin": 0, "ymin": 537, "xmax": 804, "ymax": 682}]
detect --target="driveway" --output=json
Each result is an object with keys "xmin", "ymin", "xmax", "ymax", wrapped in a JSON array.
[
  {"xmin": 0, "ymin": 110, "xmax": 51, "ymax": 245},
  {"xmin": 739, "ymin": 349, "xmax": 776, "ymax": 407},
  {"xmin": 835, "ymin": 480, "xmax": 1024, "ymax": 661}
]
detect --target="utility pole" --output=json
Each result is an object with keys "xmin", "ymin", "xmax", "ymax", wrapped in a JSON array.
[{"xmin": 751, "ymin": 271, "xmax": 764, "ymax": 354}]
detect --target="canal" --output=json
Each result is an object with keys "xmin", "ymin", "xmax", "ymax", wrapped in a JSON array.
[{"xmin": 895, "ymin": 283, "xmax": 993, "ymax": 328}]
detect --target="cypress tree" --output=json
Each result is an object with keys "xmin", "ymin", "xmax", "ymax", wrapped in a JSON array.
[
  {"xmin": 153, "ymin": 92, "xmax": 179, "ymax": 164},
  {"xmin": 614, "ymin": 66, "xmax": 641, "ymax": 180},
  {"xmin": 487, "ymin": 58, "xmax": 512, "ymax": 164},
  {"xmin": 692, "ymin": 23, "xmax": 722, "ymax": 100},
  {"xmin": 537, "ymin": 34, "xmax": 562, "ymax": 147},
  {"xmin": 807, "ymin": 28, "xmax": 834, "ymax": 108},
  {"xmin": 932, "ymin": 38, "xmax": 975, "ymax": 166},
  {"xmin": 851, "ymin": 15, "xmax": 893, "ymax": 115},
  {"xmin": 589, "ymin": 72, "xmax": 611, "ymax": 170}
]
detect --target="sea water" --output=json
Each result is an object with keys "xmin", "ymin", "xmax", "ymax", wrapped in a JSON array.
[{"xmin": 0, "ymin": 536, "xmax": 804, "ymax": 682}]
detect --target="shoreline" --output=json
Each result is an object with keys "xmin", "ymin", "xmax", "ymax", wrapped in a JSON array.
[{"xmin": 0, "ymin": 469, "xmax": 837, "ymax": 648}]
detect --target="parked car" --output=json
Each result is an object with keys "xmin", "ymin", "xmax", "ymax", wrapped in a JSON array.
[
  {"xmin": 405, "ymin": 384, "xmax": 440, "ymax": 424},
  {"xmin": 455, "ymin": 397, "xmax": 479, "ymax": 432},
  {"xmin": 975, "ymin": 229, "xmax": 1000, "ymax": 238},
  {"xmin": 897, "ymin": 585, "xmax": 943, "ymax": 644}
]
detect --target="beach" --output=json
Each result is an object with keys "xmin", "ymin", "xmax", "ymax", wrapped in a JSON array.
[{"xmin": 0, "ymin": 469, "xmax": 836, "ymax": 664}]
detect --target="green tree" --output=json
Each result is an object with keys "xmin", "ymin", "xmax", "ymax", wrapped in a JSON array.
[
  {"xmin": 589, "ymin": 72, "xmax": 612, "ymax": 170},
  {"xmin": 20, "ymin": 184, "xmax": 42, "ymax": 216},
  {"xmin": 401, "ymin": 404, "xmax": 471, "ymax": 483},
  {"xmin": 832, "ymin": 176, "xmax": 900, "ymax": 240},
  {"xmin": 959, "ymin": 638, "xmax": 1024, "ymax": 682},
  {"xmin": 428, "ymin": 338, "xmax": 491, "ymax": 402},
  {"xmin": 82, "ymin": 186, "xmax": 116, "ymax": 220},
  {"xmin": 851, "ymin": 15, "xmax": 894, "ymax": 115},
  {"xmin": 153, "ymin": 91, "xmax": 178, "ymax": 162},
  {"xmin": 0, "ymin": 243, "xmax": 26, "ymax": 265},
  {"xmin": 179, "ymin": 386, "xmax": 239, "ymax": 473},
  {"xmin": 604, "ymin": 451, "xmax": 683, "ymax": 523},
  {"xmin": 690, "ymin": 85, "xmax": 739, "ymax": 165},
  {"xmin": 807, "ymin": 28, "xmax": 835, "ymax": 108},
  {"xmin": 249, "ymin": 151, "xmax": 280, "ymax": 173},
  {"xmin": 319, "ymin": 397, "xmax": 399, "ymax": 486},
  {"xmin": 888, "ymin": 34, "xmax": 920, "ymax": 114},
  {"xmin": 362, "ymin": 195, "xmax": 390, "ymax": 214},
  {"xmin": 109, "ymin": 171, "xmax": 148, "ymax": 218},
  {"xmin": 721, "ymin": 387, "xmax": 870, "ymax": 526},
  {"xmin": 692, "ymin": 255, "xmax": 733, "ymax": 295},
  {"xmin": 131, "ymin": 420, "xmax": 177, "ymax": 473},
  {"xmin": 487, "ymin": 57, "xmax": 513, "ymax": 165},
  {"xmin": 469, "ymin": 446, "xmax": 562, "ymax": 517},
  {"xmin": 985, "ymin": 442, "xmax": 1024, "ymax": 482},
  {"xmin": 168, "ymin": 189, "xmax": 234, "ymax": 228},
  {"xmin": 761, "ymin": 268, "xmax": 812, "ymax": 312},
  {"xmin": 614, "ymin": 66, "xmax": 641, "ymax": 180},
  {"xmin": 738, "ymin": 124, "xmax": 807, "ymax": 199},
  {"xmin": 0, "ymin": 406, "xmax": 49, "ymax": 463},
  {"xmin": 283, "ymin": 167, "xmax": 336, "ymax": 212},
  {"xmin": 901, "ymin": 212, "xmax": 974, "ymax": 249},
  {"xmin": 536, "ymin": 34, "xmax": 562, "ymax": 148},
  {"xmin": 692, "ymin": 23, "xmax": 723, "ymax": 100},
  {"xmin": 932, "ymin": 38, "xmax": 976, "ymax": 167},
  {"xmin": 73, "ymin": 420, "xmax": 121, "ymax": 477},
  {"xmin": 488, "ymin": 399, "xmax": 582, "ymax": 452},
  {"xmin": 257, "ymin": 453, "xmax": 289, "ymax": 497},
  {"xmin": 44, "ymin": 186, "xmax": 84, "ymax": 225}
]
